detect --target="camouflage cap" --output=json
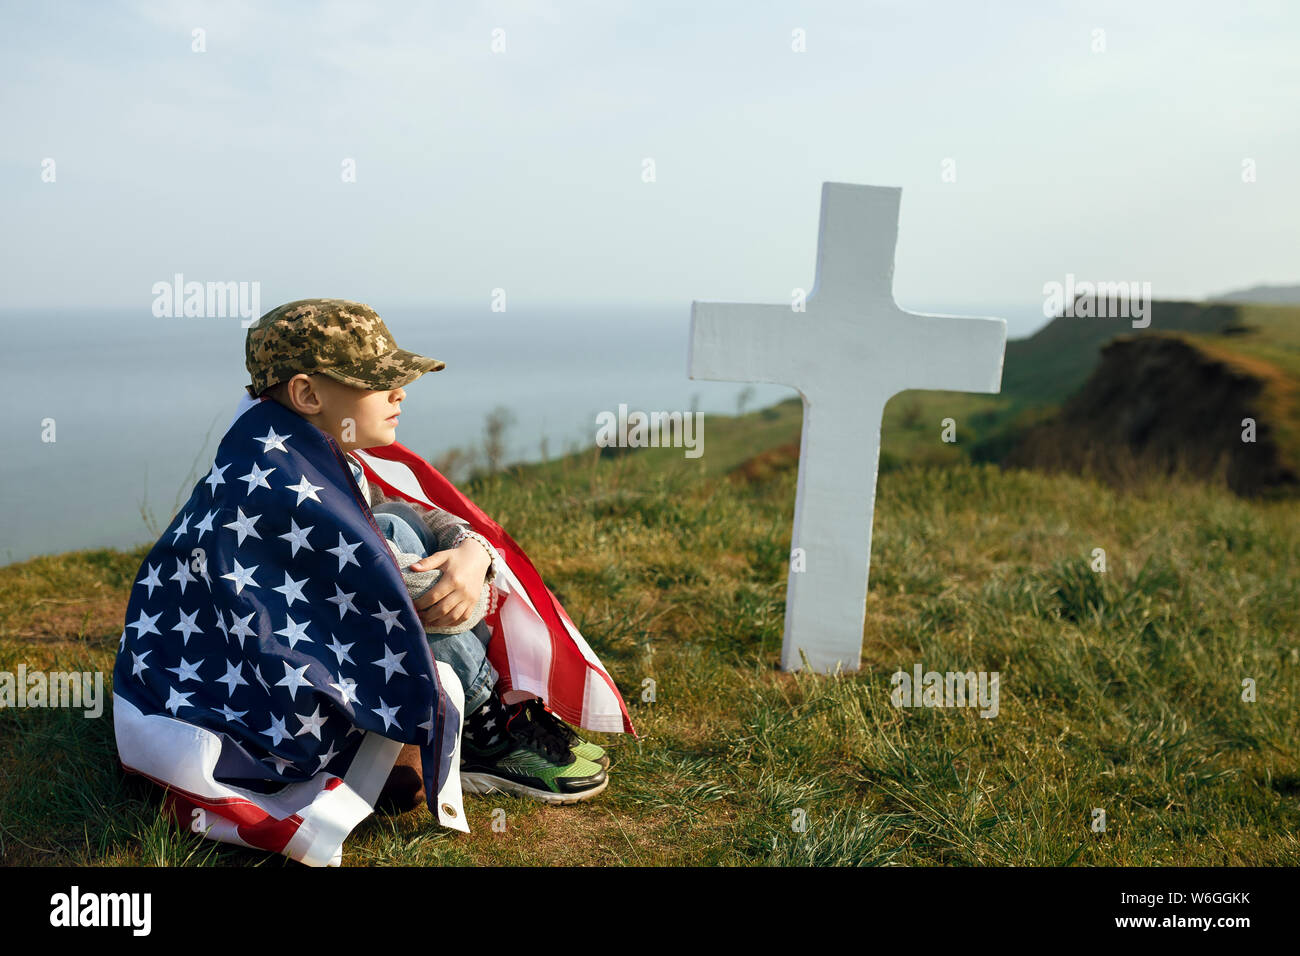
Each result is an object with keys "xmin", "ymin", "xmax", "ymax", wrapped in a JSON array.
[{"xmin": 245, "ymin": 298, "xmax": 445, "ymax": 399}]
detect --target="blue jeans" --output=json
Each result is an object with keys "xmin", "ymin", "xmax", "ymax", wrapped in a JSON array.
[{"xmin": 371, "ymin": 501, "xmax": 498, "ymax": 713}]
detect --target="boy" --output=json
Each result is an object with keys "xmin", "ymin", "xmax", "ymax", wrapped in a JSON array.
[{"xmin": 245, "ymin": 299, "xmax": 610, "ymax": 806}]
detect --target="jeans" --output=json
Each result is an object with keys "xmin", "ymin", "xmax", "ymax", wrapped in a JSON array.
[{"xmin": 371, "ymin": 501, "xmax": 498, "ymax": 713}]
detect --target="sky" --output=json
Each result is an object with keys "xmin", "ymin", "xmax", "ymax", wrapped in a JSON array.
[{"xmin": 1, "ymin": 0, "xmax": 1297, "ymax": 319}]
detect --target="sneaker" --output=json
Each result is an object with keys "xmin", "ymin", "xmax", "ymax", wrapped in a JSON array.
[
  {"xmin": 460, "ymin": 695, "xmax": 607, "ymax": 805},
  {"xmin": 519, "ymin": 698, "xmax": 611, "ymax": 770}
]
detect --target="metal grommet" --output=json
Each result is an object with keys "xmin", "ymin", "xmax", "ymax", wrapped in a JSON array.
[{"xmin": 441, "ymin": 802, "xmax": 457, "ymax": 818}]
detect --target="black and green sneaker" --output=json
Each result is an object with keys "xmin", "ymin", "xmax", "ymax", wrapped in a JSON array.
[
  {"xmin": 519, "ymin": 698, "xmax": 610, "ymax": 770},
  {"xmin": 460, "ymin": 692, "xmax": 607, "ymax": 804}
]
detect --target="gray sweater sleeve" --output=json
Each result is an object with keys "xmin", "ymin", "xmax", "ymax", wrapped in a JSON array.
[{"xmin": 368, "ymin": 483, "xmax": 498, "ymax": 585}]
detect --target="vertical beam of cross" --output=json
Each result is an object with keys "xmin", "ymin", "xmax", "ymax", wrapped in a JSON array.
[{"xmin": 689, "ymin": 183, "xmax": 1007, "ymax": 673}]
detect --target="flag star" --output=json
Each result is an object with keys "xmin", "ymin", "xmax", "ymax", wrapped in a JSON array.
[
  {"xmin": 169, "ymin": 557, "xmax": 197, "ymax": 595},
  {"xmin": 213, "ymin": 607, "xmax": 229, "ymax": 641},
  {"xmin": 265, "ymin": 753, "xmax": 293, "ymax": 774},
  {"xmin": 130, "ymin": 649, "xmax": 151, "ymax": 678},
  {"xmin": 372, "ymin": 645, "xmax": 408, "ymax": 683},
  {"xmin": 329, "ymin": 676, "xmax": 360, "ymax": 706},
  {"xmin": 251, "ymin": 662, "xmax": 271, "ymax": 693},
  {"xmin": 316, "ymin": 740, "xmax": 340, "ymax": 772},
  {"xmin": 216, "ymin": 660, "xmax": 248, "ymax": 697},
  {"xmin": 254, "ymin": 427, "xmax": 292, "ymax": 454},
  {"xmin": 193, "ymin": 509, "xmax": 218, "ymax": 541},
  {"xmin": 228, "ymin": 610, "xmax": 257, "ymax": 647},
  {"xmin": 166, "ymin": 657, "xmax": 203, "ymax": 683},
  {"xmin": 295, "ymin": 705, "xmax": 328, "ymax": 740},
  {"xmin": 136, "ymin": 563, "xmax": 163, "ymax": 598},
  {"xmin": 128, "ymin": 608, "xmax": 162, "ymax": 639},
  {"xmin": 274, "ymin": 614, "xmax": 313, "ymax": 649},
  {"xmin": 239, "ymin": 461, "xmax": 276, "ymax": 494},
  {"xmin": 217, "ymin": 703, "xmax": 248, "ymax": 726},
  {"xmin": 221, "ymin": 558, "xmax": 260, "ymax": 595},
  {"xmin": 371, "ymin": 601, "xmax": 404, "ymax": 634},
  {"xmin": 164, "ymin": 686, "xmax": 194, "ymax": 716},
  {"xmin": 223, "ymin": 507, "xmax": 263, "ymax": 546},
  {"xmin": 170, "ymin": 511, "xmax": 191, "ymax": 545},
  {"xmin": 418, "ymin": 713, "xmax": 436, "ymax": 744},
  {"xmin": 276, "ymin": 661, "xmax": 314, "ymax": 698},
  {"xmin": 286, "ymin": 475, "xmax": 325, "ymax": 506},
  {"xmin": 279, "ymin": 518, "xmax": 315, "ymax": 556},
  {"xmin": 346, "ymin": 724, "xmax": 363, "ymax": 738},
  {"xmin": 261, "ymin": 714, "xmax": 291, "ymax": 746},
  {"xmin": 273, "ymin": 571, "xmax": 309, "ymax": 606},
  {"xmin": 327, "ymin": 634, "xmax": 355, "ymax": 667},
  {"xmin": 327, "ymin": 584, "xmax": 359, "ymax": 619},
  {"xmin": 172, "ymin": 607, "xmax": 203, "ymax": 645},
  {"xmin": 327, "ymin": 532, "xmax": 363, "ymax": 572},
  {"xmin": 372, "ymin": 697, "xmax": 401, "ymax": 732},
  {"xmin": 205, "ymin": 461, "xmax": 230, "ymax": 493}
]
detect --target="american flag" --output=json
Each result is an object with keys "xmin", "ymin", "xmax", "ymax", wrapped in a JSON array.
[{"xmin": 112, "ymin": 393, "xmax": 634, "ymax": 867}]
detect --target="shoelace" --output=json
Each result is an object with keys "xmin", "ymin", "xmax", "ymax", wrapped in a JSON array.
[
  {"xmin": 507, "ymin": 702, "xmax": 574, "ymax": 764},
  {"xmin": 522, "ymin": 698, "xmax": 578, "ymax": 745}
]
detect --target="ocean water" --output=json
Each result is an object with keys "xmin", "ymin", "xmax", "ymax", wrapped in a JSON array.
[{"xmin": 0, "ymin": 301, "xmax": 1048, "ymax": 565}]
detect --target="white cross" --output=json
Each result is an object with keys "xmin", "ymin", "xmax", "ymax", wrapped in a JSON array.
[{"xmin": 689, "ymin": 182, "xmax": 1007, "ymax": 673}]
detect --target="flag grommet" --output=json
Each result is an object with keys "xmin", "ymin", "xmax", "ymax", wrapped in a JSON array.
[{"xmin": 441, "ymin": 803, "xmax": 458, "ymax": 818}]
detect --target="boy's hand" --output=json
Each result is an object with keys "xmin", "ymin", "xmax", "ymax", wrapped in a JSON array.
[{"xmin": 410, "ymin": 542, "xmax": 492, "ymax": 628}]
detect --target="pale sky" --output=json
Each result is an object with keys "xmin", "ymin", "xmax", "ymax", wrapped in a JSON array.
[{"xmin": 2, "ymin": 0, "xmax": 1296, "ymax": 316}]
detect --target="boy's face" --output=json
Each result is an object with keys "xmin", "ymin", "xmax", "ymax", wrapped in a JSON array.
[{"xmin": 280, "ymin": 373, "xmax": 405, "ymax": 453}]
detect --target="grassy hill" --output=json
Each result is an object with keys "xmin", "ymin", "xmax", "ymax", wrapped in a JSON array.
[{"xmin": 2, "ymin": 380, "xmax": 1298, "ymax": 865}]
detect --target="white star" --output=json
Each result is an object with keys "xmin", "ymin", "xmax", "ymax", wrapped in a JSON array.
[
  {"xmin": 327, "ymin": 532, "xmax": 362, "ymax": 572},
  {"xmin": 286, "ymin": 475, "xmax": 325, "ymax": 506},
  {"xmin": 274, "ymin": 614, "xmax": 313, "ymax": 649},
  {"xmin": 216, "ymin": 660, "xmax": 248, "ymax": 697},
  {"xmin": 169, "ymin": 557, "xmax": 196, "ymax": 595},
  {"xmin": 295, "ymin": 704, "xmax": 328, "ymax": 740},
  {"xmin": 264, "ymin": 753, "xmax": 293, "ymax": 774},
  {"xmin": 204, "ymin": 461, "xmax": 230, "ymax": 493},
  {"xmin": 172, "ymin": 607, "xmax": 203, "ymax": 645},
  {"xmin": 228, "ymin": 610, "xmax": 257, "ymax": 647},
  {"xmin": 223, "ymin": 507, "xmax": 263, "ymax": 546},
  {"xmin": 251, "ymin": 662, "xmax": 271, "ymax": 693},
  {"xmin": 276, "ymin": 660, "xmax": 314, "ymax": 698},
  {"xmin": 418, "ymin": 713, "xmax": 436, "ymax": 743},
  {"xmin": 127, "ymin": 608, "xmax": 162, "ymax": 639},
  {"xmin": 329, "ymin": 676, "xmax": 360, "ymax": 706},
  {"xmin": 118, "ymin": 628, "xmax": 127, "ymax": 650},
  {"xmin": 193, "ymin": 509, "xmax": 218, "ymax": 541},
  {"xmin": 217, "ymin": 703, "xmax": 248, "ymax": 726},
  {"xmin": 213, "ymin": 607, "xmax": 229, "ymax": 642},
  {"xmin": 316, "ymin": 740, "xmax": 340, "ymax": 772},
  {"xmin": 261, "ymin": 714, "xmax": 290, "ymax": 746},
  {"xmin": 372, "ymin": 697, "xmax": 401, "ymax": 732},
  {"xmin": 239, "ymin": 461, "xmax": 276, "ymax": 494},
  {"xmin": 164, "ymin": 686, "xmax": 193, "ymax": 715},
  {"xmin": 136, "ymin": 563, "xmax": 163, "ymax": 598},
  {"xmin": 130, "ymin": 649, "xmax": 151, "ymax": 678},
  {"xmin": 166, "ymin": 657, "xmax": 203, "ymax": 683},
  {"xmin": 254, "ymin": 427, "xmax": 292, "ymax": 454},
  {"xmin": 372, "ymin": 645, "xmax": 408, "ymax": 683},
  {"xmin": 170, "ymin": 511, "xmax": 191, "ymax": 545},
  {"xmin": 273, "ymin": 571, "xmax": 309, "ymax": 606},
  {"xmin": 327, "ymin": 634, "xmax": 355, "ymax": 667},
  {"xmin": 327, "ymin": 584, "xmax": 359, "ymax": 619},
  {"xmin": 221, "ymin": 558, "xmax": 260, "ymax": 595},
  {"xmin": 346, "ymin": 724, "xmax": 363, "ymax": 738},
  {"xmin": 371, "ymin": 601, "xmax": 404, "ymax": 633},
  {"xmin": 279, "ymin": 518, "xmax": 315, "ymax": 556}
]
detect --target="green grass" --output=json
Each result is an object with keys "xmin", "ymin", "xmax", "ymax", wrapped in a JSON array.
[{"xmin": 2, "ymin": 398, "xmax": 1298, "ymax": 866}]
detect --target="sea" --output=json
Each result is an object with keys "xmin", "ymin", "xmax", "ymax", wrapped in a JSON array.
[{"xmin": 0, "ymin": 301, "xmax": 1049, "ymax": 566}]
